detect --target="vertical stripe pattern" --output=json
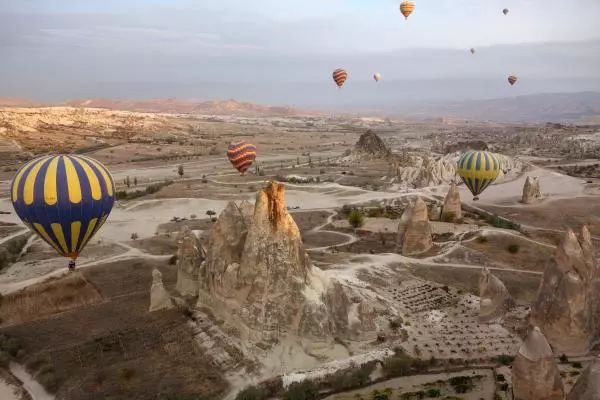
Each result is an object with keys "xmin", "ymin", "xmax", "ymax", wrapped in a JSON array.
[
  {"xmin": 457, "ymin": 150, "xmax": 501, "ymax": 199},
  {"xmin": 10, "ymin": 155, "xmax": 115, "ymax": 259}
]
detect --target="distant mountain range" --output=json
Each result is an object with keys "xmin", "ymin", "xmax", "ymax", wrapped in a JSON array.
[
  {"xmin": 399, "ymin": 92, "xmax": 600, "ymax": 123},
  {"xmin": 1, "ymin": 92, "xmax": 599, "ymax": 123}
]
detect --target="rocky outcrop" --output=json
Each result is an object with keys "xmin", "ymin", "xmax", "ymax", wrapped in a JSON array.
[
  {"xmin": 478, "ymin": 267, "xmax": 514, "ymax": 322},
  {"xmin": 522, "ymin": 176, "xmax": 542, "ymax": 204},
  {"xmin": 149, "ymin": 269, "xmax": 173, "ymax": 312},
  {"xmin": 353, "ymin": 130, "xmax": 391, "ymax": 159},
  {"xmin": 198, "ymin": 182, "xmax": 377, "ymax": 345},
  {"xmin": 176, "ymin": 227, "xmax": 205, "ymax": 297},
  {"xmin": 441, "ymin": 182, "xmax": 462, "ymax": 222},
  {"xmin": 567, "ymin": 357, "xmax": 600, "ymax": 400},
  {"xmin": 512, "ymin": 327, "xmax": 565, "ymax": 400},
  {"xmin": 400, "ymin": 197, "xmax": 433, "ymax": 256},
  {"xmin": 396, "ymin": 202, "xmax": 414, "ymax": 247},
  {"xmin": 531, "ymin": 226, "xmax": 599, "ymax": 354}
]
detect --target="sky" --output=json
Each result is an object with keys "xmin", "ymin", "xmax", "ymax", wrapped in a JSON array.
[{"xmin": 1, "ymin": 0, "xmax": 600, "ymax": 107}]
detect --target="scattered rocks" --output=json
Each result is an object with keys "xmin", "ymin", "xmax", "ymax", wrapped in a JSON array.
[
  {"xmin": 149, "ymin": 269, "xmax": 174, "ymax": 312},
  {"xmin": 512, "ymin": 326, "xmax": 565, "ymax": 400}
]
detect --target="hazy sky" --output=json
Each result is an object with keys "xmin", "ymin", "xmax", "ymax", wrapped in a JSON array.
[{"xmin": 1, "ymin": 0, "xmax": 600, "ymax": 106}]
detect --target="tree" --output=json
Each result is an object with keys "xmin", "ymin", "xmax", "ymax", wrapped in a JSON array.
[
  {"xmin": 125, "ymin": 176, "xmax": 131, "ymax": 188},
  {"xmin": 133, "ymin": 177, "xmax": 138, "ymax": 186},
  {"xmin": 130, "ymin": 232, "xmax": 139, "ymax": 240},
  {"xmin": 178, "ymin": 165, "xmax": 184, "ymax": 178},
  {"xmin": 348, "ymin": 209, "xmax": 364, "ymax": 231},
  {"xmin": 206, "ymin": 210, "xmax": 216, "ymax": 222}
]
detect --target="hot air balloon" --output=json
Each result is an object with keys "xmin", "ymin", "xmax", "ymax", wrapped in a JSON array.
[
  {"xmin": 10, "ymin": 155, "xmax": 115, "ymax": 267},
  {"xmin": 227, "ymin": 141, "xmax": 257, "ymax": 175},
  {"xmin": 332, "ymin": 68, "xmax": 348, "ymax": 88},
  {"xmin": 470, "ymin": 48, "xmax": 475, "ymax": 55},
  {"xmin": 508, "ymin": 75, "xmax": 518, "ymax": 86},
  {"xmin": 373, "ymin": 73, "xmax": 382, "ymax": 82},
  {"xmin": 503, "ymin": 8, "xmax": 509, "ymax": 16},
  {"xmin": 456, "ymin": 150, "xmax": 501, "ymax": 201},
  {"xmin": 400, "ymin": 1, "xmax": 415, "ymax": 20}
]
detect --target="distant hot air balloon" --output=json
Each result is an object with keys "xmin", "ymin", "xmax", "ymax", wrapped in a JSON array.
[
  {"xmin": 332, "ymin": 68, "xmax": 348, "ymax": 88},
  {"xmin": 470, "ymin": 48, "xmax": 475, "ymax": 55},
  {"xmin": 227, "ymin": 141, "xmax": 257, "ymax": 175},
  {"xmin": 508, "ymin": 75, "xmax": 518, "ymax": 86},
  {"xmin": 11, "ymin": 155, "xmax": 115, "ymax": 267},
  {"xmin": 373, "ymin": 73, "xmax": 382, "ymax": 82},
  {"xmin": 457, "ymin": 150, "xmax": 501, "ymax": 201},
  {"xmin": 503, "ymin": 8, "xmax": 509, "ymax": 16},
  {"xmin": 400, "ymin": 1, "xmax": 415, "ymax": 20}
]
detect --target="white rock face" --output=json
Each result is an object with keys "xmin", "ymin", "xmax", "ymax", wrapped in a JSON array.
[
  {"xmin": 198, "ymin": 182, "xmax": 376, "ymax": 344},
  {"xmin": 149, "ymin": 269, "xmax": 174, "ymax": 312},
  {"xmin": 512, "ymin": 327, "xmax": 565, "ymax": 400},
  {"xmin": 531, "ymin": 226, "xmax": 599, "ymax": 354},
  {"xmin": 176, "ymin": 226, "xmax": 205, "ymax": 297},
  {"xmin": 478, "ymin": 267, "xmax": 514, "ymax": 322}
]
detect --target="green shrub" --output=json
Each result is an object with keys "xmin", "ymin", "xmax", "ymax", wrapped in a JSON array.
[
  {"xmin": 235, "ymin": 385, "xmax": 268, "ymax": 400},
  {"xmin": 282, "ymin": 381, "xmax": 319, "ymax": 400},
  {"xmin": 348, "ymin": 209, "xmax": 364, "ymax": 230},
  {"xmin": 506, "ymin": 244, "xmax": 520, "ymax": 254},
  {"xmin": 572, "ymin": 362, "xmax": 583, "ymax": 369},
  {"xmin": 449, "ymin": 376, "xmax": 474, "ymax": 394},
  {"xmin": 476, "ymin": 236, "xmax": 488, "ymax": 244},
  {"xmin": 495, "ymin": 355, "xmax": 515, "ymax": 365},
  {"xmin": 425, "ymin": 388, "xmax": 441, "ymax": 397}
]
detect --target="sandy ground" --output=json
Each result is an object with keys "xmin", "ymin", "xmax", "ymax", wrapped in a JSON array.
[
  {"xmin": 0, "ymin": 378, "xmax": 19, "ymax": 400},
  {"xmin": 9, "ymin": 363, "xmax": 54, "ymax": 400}
]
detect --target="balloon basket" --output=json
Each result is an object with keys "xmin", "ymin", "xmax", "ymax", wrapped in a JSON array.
[{"xmin": 473, "ymin": 196, "xmax": 479, "ymax": 201}]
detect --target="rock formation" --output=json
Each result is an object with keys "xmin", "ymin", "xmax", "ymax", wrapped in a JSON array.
[
  {"xmin": 522, "ymin": 176, "xmax": 542, "ymax": 204},
  {"xmin": 176, "ymin": 226, "xmax": 206, "ymax": 297},
  {"xmin": 396, "ymin": 202, "xmax": 414, "ymax": 247},
  {"xmin": 353, "ymin": 130, "xmax": 391, "ymax": 159},
  {"xmin": 478, "ymin": 267, "xmax": 514, "ymax": 322},
  {"xmin": 567, "ymin": 357, "xmax": 600, "ymax": 400},
  {"xmin": 441, "ymin": 182, "xmax": 462, "ymax": 222},
  {"xmin": 149, "ymin": 269, "xmax": 173, "ymax": 312},
  {"xmin": 197, "ymin": 182, "xmax": 376, "ymax": 346},
  {"xmin": 512, "ymin": 326, "xmax": 565, "ymax": 400},
  {"xmin": 531, "ymin": 226, "xmax": 599, "ymax": 354},
  {"xmin": 400, "ymin": 197, "xmax": 433, "ymax": 256}
]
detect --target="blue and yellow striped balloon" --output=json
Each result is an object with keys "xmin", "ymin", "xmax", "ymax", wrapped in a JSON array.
[
  {"xmin": 10, "ymin": 155, "xmax": 115, "ymax": 260},
  {"xmin": 457, "ymin": 150, "xmax": 501, "ymax": 200}
]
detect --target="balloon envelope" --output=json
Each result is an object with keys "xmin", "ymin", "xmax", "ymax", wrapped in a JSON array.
[
  {"xmin": 400, "ymin": 1, "xmax": 415, "ymax": 19},
  {"xmin": 373, "ymin": 73, "xmax": 382, "ymax": 82},
  {"xmin": 332, "ymin": 68, "xmax": 348, "ymax": 88},
  {"xmin": 457, "ymin": 150, "xmax": 501, "ymax": 199},
  {"xmin": 503, "ymin": 8, "xmax": 509, "ymax": 15},
  {"xmin": 227, "ymin": 142, "xmax": 257, "ymax": 174},
  {"xmin": 11, "ymin": 155, "xmax": 115, "ymax": 259},
  {"xmin": 470, "ymin": 48, "xmax": 475, "ymax": 54},
  {"xmin": 508, "ymin": 75, "xmax": 518, "ymax": 86}
]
